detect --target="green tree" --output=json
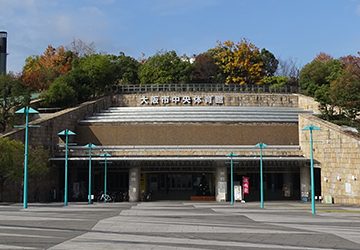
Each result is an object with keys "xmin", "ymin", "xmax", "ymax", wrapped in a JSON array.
[
  {"xmin": 40, "ymin": 77, "xmax": 77, "ymax": 108},
  {"xmin": 72, "ymin": 53, "xmax": 119, "ymax": 97},
  {"xmin": 0, "ymin": 137, "xmax": 23, "ymax": 200},
  {"xmin": 262, "ymin": 75, "xmax": 290, "ymax": 92},
  {"xmin": 114, "ymin": 52, "xmax": 140, "ymax": 85},
  {"xmin": 299, "ymin": 59, "xmax": 343, "ymax": 96},
  {"xmin": 0, "ymin": 138, "xmax": 49, "ymax": 201},
  {"xmin": 260, "ymin": 48, "xmax": 279, "ymax": 77},
  {"xmin": 139, "ymin": 50, "xmax": 193, "ymax": 84},
  {"xmin": 329, "ymin": 71, "xmax": 360, "ymax": 120},
  {"xmin": 314, "ymin": 84, "xmax": 334, "ymax": 120},
  {"xmin": 0, "ymin": 73, "xmax": 30, "ymax": 133}
]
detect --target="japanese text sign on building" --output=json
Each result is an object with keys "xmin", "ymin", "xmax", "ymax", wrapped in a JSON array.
[
  {"xmin": 140, "ymin": 95, "xmax": 224, "ymax": 105},
  {"xmin": 243, "ymin": 177, "xmax": 249, "ymax": 194}
]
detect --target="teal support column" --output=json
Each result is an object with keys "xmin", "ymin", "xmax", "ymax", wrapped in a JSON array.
[
  {"xmin": 226, "ymin": 152, "xmax": 238, "ymax": 205},
  {"xmin": 84, "ymin": 143, "xmax": 96, "ymax": 204},
  {"xmin": 301, "ymin": 124, "xmax": 321, "ymax": 214},
  {"xmin": 100, "ymin": 153, "xmax": 112, "ymax": 203},
  {"xmin": 58, "ymin": 129, "xmax": 76, "ymax": 206},
  {"xmin": 255, "ymin": 142, "xmax": 268, "ymax": 208},
  {"xmin": 15, "ymin": 106, "xmax": 39, "ymax": 209}
]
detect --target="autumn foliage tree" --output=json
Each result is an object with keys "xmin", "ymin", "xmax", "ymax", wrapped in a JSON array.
[
  {"xmin": 192, "ymin": 52, "xmax": 224, "ymax": 83},
  {"xmin": 212, "ymin": 39, "xmax": 264, "ymax": 85},
  {"xmin": 22, "ymin": 45, "xmax": 76, "ymax": 91}
]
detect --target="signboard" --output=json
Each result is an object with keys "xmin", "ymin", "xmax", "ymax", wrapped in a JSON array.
[
  {"xmin": 345, "ymin": 182, "xmax": 352, "ymax": 194},
  {"xmin": 243, "ymin": 177, "xmax": 249, "ymax": 194},
  {"xmin": 234, "ymin": 186, "xmax": 242, "ymax": 201}
]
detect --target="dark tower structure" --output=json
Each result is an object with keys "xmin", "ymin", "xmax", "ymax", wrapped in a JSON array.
[{"xmin": 0, "ymin": 31, "xmax": 7, "ymax": 75}]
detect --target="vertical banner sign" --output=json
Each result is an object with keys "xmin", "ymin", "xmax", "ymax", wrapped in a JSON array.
[
  {"xmin": 234, "ymin": 186, "xmax": 242, "ymax": 201},
  {"xmin": 243, "ymin": 177, "xmax": 249, "ymax": 194}
]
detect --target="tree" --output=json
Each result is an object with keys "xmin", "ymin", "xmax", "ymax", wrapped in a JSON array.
[
  {"xmin": 72, "ymin": 53, "xmax": 119, "ymax": 97},
  {"xmin": 262, "ymin": 75, "xmax": 290, "ymax": 92},
  {"xmin": 139, "ymin": 50, "xmax": 193, "ymax": 84},
  {"xmin": 66, "ymin": 38, "xmax": 95, "ymax": 58},
  {"xmin": 0, "ymin": 138, "xmax": 49, "ymax": 201},
  {"xmin": 275, "ymin": 57, "xmax": 301, "ymax": 84},
  {"xmin": 260, "ymin": 48, "xmax": 278, "ymax": 77},
  {"xmin": 314, "ymin": 84, "xmax": 334, "ymax": 120},
  {"xmin": 329, "ymin": 70, "xmax": 360, "ymax": 120},
  {"xmin": 0, "ymin": 137, "xmax": 23, "ymax": 200},
  {"xmin": 192, "ymin": 52, "xmax": 224, "ymax": 83},
  {"xmin": 339, "ymin": 53, "xmax": 360, "ymax": 80},
  {"xmin": 0, "ymin": 73, "xmax": 30, "ymax": 133},
  {"xmin": 314, "ymin": 52, "xmax": 333, "ymax": 63},
  {"xmin": 212, "ymin": 39, "xmax": 264, "ymax": 85},
  {"xmin": 40, "ymin": 77, "xmax": 77, "ymax": 108},
  {"xmin": 299, "ymin": 59, "xmax": 343, "ymax": 96},
  {"xmin": 114, "ymin": 52, "xmax": 140, "ymax": 85}
]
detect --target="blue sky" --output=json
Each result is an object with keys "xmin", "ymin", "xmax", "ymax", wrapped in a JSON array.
[{"xmin": 1, "ymin": 0, "xmax": 360, "ymax": 74}]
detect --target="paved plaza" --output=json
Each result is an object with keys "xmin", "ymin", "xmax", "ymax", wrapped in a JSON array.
[{"xmin": 0, "ymin": 201, "xmax": 360, "ymax": 249}]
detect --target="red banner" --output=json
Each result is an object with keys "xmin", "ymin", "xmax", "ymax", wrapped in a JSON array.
[{"xmin": 243, "ymin": 177, "xmax": 249, "ymax": 194}]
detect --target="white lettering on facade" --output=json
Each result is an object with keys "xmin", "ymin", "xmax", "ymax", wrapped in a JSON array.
[
  {"xmin": 151, "ymin": 96, "xmax": 159, "ymax": 105},
  {"xmin": 194, "ymin": 96, "xmax": 202, "ymax": 104},
  {"xmin": 205, "ymin": 96, "xmax": 212, "ymax": 104},
  {"xmin": 183, "ymin": 96, "xmax": 191, "ymax": 104},
  {"xmin": 215, "ymin": 96, "xmax": 224, "ymax": 104},
  {"xmin": 140, "ymin": 95, "xmax": 224, "ymax": 105},
  {"xmin": 161, "ymin": 96, "xmax": 170, "ymax": 104},
  {"xmin": 140, "ymin": 96, "xmax": 149, "ymax": 105},
  {"xmin": 172, "ymin": 96, "xmax": 180, "ymax": 104}
]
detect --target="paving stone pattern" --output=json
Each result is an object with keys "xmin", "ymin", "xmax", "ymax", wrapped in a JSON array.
[{"xmin": 0, "ymin": 201, "xmax": 360, "ymax": 249}]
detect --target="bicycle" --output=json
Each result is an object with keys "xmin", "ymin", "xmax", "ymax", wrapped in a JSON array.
[{"xmin": 97, "ymin": 193, "xmax": 114, "ymax": 202}]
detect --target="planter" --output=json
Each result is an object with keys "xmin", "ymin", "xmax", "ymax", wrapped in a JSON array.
[{"xmin": 190, "ymin": 196, "xmax": 216, "ymax": 201}]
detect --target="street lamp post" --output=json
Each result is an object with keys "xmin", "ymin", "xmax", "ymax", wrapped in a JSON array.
[
  {"xmin": 254, "ymin": 142, "xmax": 268, "ymax": 208},
  {"xmin": 301, "ymin": 124, "xmax": 321, "ymax": 214},
  {"xmin": 100, "ymin": 153, "xmax": 111, "ymax": 203},
  {"xmin": 58, "ymin": 129, "xmax": 76, "ymax": 206},
  {"xmin": 84, "ymin": 143, "xmax": 96, "ymax": 204},
  {"xmin": 226, "ymin": 152, "xmax": 238, "ymax": 205},
  {"xmin": 14, "ymin": 106, "xmax": 39, "ymax": 209}
]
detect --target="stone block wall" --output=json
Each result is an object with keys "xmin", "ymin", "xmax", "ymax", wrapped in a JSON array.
[
  {"xmin": 297, "ymin": 95, "xmax": 321, "ymax": 113},
  {"xmin": 299, "ymin": 114, "xmax": 360, "ymax": 204},
  {"xmin": 113, "ymin": 93, "xmax": 299, "ymax": 107},
  {"xmin": 1, "ymin": 96, "xmax": 112, "ymax": 155}
]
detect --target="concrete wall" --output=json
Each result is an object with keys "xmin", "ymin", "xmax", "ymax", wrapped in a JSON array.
[{"xmin": 299, "ymin": 114, "xmax": 360, "ymax": 204}]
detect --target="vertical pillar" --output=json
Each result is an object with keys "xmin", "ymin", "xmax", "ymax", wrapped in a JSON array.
[
  {"xmin": 215, "ymin": 166, "xmax": 227, "ymax": 202},
  {"xmin": 129, "ymin": 166, "xmax": 141, "ymax": 202},
  {"xmin": 300, "ymin": 166, "xmax": 311, "ymax": 200},
  {"xmin": 283, "ymin": 172, "xmax": 292, "ymax": 196}
]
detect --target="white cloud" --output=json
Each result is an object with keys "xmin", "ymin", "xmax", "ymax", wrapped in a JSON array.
[
  {"xmin": 80, "ymin": 6, "xmax": 104, "ymax": 16},
  {"xmin": 356, "ymin": 4, "xmax": 360, "ymax": 16}
]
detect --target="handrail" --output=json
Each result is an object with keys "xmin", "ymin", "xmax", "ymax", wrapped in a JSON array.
[{"xmin": 106, "ymin": 83, "xmax": 300, "ymax": 95}]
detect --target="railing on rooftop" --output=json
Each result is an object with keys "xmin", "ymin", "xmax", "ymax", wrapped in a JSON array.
[{"xmin": 107, "ymin": 83, "xmax": 300, "ymax": 95}]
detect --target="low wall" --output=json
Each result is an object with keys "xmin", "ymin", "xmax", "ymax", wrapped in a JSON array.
[
  {"xmin": 297, "ymin": 95, "xmax": 320, "ymax": 113},
  {"xmin": 113, "ymin": 93, "xmax": 299, "ymax": 107},
  {"xmin": 1, "ymin": 96, "xmax": 112, "ymax": 155},
  {"xmin": 299, "ymin": 114, "xmax": 360, "ymax": 204}
]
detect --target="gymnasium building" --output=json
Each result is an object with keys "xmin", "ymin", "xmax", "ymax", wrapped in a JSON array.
[{"xmin": 2, "ymin": 85, "xmax": 360, "ymax": 204}]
